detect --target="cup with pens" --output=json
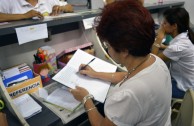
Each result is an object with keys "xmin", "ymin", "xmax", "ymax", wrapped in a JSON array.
[{"xmin": 33, "ymin": 48, "xmax": 51, "ymax": 84}]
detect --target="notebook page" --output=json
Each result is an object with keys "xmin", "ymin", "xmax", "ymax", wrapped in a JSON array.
[
  {"xmin": 53, "ymin": 49, "xmax": 117, "ymax": 103},
  {"xmin": 46, "ymin": 88, "xmax": 80, "ymax": 111}
]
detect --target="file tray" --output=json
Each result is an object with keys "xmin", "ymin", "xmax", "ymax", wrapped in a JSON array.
[
  {"xmin": 57, "ymin": 42, "xmax": 94, "ymax": 69},
  {"xmin": 6, "ymin": 75, "xmax": 43, "ymax": 99}
]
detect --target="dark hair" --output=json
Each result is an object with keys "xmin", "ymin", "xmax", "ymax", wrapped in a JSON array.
[
  {"xmin": 163, "ymin": 8, "xmax": 194, "ymax": 44},
  {"xmin": 95, "ymin": 0, "xmax": 155, "ymax": 56}
]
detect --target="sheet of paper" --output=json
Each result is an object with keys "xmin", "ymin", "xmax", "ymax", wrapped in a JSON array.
[
  {"xmin": 53, "ymin": 49, "xmax": 117, "ymax": 103},
  {"xmin": 15, "ymin": 23, "xmax": 48, "ymax": 45},
  {"xmin": 0, "ymin": 22, "xmax": 9, "ymax": 26},
  {"xmin": 82, "ymin": 17, "xmax": 95, "ymax": 29},
  {"xmin": 46, "ymin": 88, "xmax": 80, "ymax": 111}
]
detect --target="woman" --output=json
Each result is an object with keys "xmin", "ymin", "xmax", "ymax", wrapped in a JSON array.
[
  {"xmin": 105, "ymin": 0, "xmax": 144, "ymax": 5},
  {"xmin": 0, "ymin": 0, "xmax": 73, "ymax": 22},
  {"xmin": 70, "ymin": 0, "xmax": 172, "ymax": 125},
  {"xmin": 152, "ymin": 8, "xmax": 194, "ymax": 98}
]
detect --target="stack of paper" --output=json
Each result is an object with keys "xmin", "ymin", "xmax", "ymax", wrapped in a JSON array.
[
  {"xmin": 52, "ymin": 49, "xmax": 117, "ymax": 103},
  {"xmin": 13, "ymin": 94, "xmax": 42, "ymax": 119},
  {"xmin": 39, "ymin": 87, "xmax": 81, "ymax": 112}
]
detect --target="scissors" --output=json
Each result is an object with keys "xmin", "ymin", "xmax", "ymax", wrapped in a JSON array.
[{"xmin": 0, "ymin": 99, "xmax": 5, "ymax": 110}]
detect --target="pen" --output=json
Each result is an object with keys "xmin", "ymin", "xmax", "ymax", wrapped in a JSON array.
[
  {"xmin": 34, "ymin": 54, "xmax": 41, "ymax": 64},
  {"xmin": 80, "ymin": 58, "xmax": 95, "ymax": 71},
  {"xmin": 43, "ymin": 100, "xmax": 66, "ymax": 111},
  {"xmin": 67, "ymin": 103, "xmax": 82, "ymax": 117}
]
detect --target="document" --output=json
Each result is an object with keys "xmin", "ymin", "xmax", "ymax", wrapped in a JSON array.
[
  {"xmin": 0, "ymin": 22, "xmax": 9, "ymax": 26},
  {"xmin": 83, "ymin": 17, "xmax": 95, "ymax": 29},
  {"xmin": 13, "ymin": 94, "xmax": 42, "ymax": 119},
  {"xmin": 15, "ymin": 23, "xmax": 48, "ymax": 45},
  {"xmin": 52, "ymin": 49, "xmax": 117, "ymax": 103},
  {"xmin": 39, "ymin": 87, "xmax": 81, "ymax": 111},
  {"xmin": 44, "ymin": 13, "xmax": 80, "ymax": 20}
]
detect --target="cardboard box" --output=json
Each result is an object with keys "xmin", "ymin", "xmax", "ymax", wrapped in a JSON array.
[{"xmin": 6, "ymin": 75, "xmax": 42, "ymax": 99}]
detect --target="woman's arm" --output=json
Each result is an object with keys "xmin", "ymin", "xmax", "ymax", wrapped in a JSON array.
[
  {"xmin": 0, "ymin": 10, "xmax": 43, "ymax": 22},
  {"xmin": 50, "ymin": 4, "xmax": 73, "ymax": 16},
  {"xmin": 91, "ymin": 71, "xmax": 127, "ymax": 84},
  {"xmin": 151, "ymin": 27, "xmax": 170, "ymax": 62},
  {"xmin": 79, "ymin": 64, "xmax": 127, "ymax": 84},
  {"xmin": 70, "ymin": 86, "xmax": 116, "ymax": 126}
]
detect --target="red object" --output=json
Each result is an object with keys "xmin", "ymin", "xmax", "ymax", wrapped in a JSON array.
[
  {"xmin": 42, "ymin": 77, "xmax": 50, "ymax": 83},
  {"xmin": 37, "ymin": 53, "xmax": 45, "ymax": 62}
]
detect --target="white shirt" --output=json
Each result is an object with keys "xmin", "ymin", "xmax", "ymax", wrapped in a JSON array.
[
  {"xmin": 105, "ymin": 55, "xmax": 172, "ymax": 126},
  {"xmin": 163, "ymin": 32, "xmax": 194, "ymax": 91},
  {"xmin": 0, "ymin": 0, "xmax": 67, "ymax": 14}
]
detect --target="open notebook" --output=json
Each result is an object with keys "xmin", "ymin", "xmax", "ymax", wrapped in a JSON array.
[
  {"xmin": 39, "ymin": 87, "xmax": 81, "ymax": 112},
  {"xmin": 13, "ymin": 94, "xmax": 42, "ymax": 119},
  {"xmin": 52, "ymin": 49, "xmax": 117, "ymax": 103}
]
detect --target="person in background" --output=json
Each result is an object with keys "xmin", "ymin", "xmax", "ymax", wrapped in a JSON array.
[
  {"xmin": 152, "ymin": 7, "xmax": 194, "ymax": 98},
  {"xmin": 70, "ymin": 0, "xmax": 172, "ymax": 125},
  {"xmin": 0, "ymin": 0, "xmax": 73, "ymax": 22}
]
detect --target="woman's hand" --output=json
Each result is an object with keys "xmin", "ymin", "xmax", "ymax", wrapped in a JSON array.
[
  {"xmin": 50, "ymin": 5, "xmax": 63, "ymax": 16},
  {"xmin": 69, "ymin": 86, "xmax": 89, "ymax": 102},
  {"xmin": 63, "ymin": 4, "xmax": 73, "ymax": 13},
  {"xmin": 50, "ymin": 4, "xmax": 73, "ymax": 16},
  {"xmin": 24, "ymin": 10, "xmax": 43, "ymax": 19},
  {"xmin": 79, "ymin": 64, "xmax": 97, "ymax": 78}
]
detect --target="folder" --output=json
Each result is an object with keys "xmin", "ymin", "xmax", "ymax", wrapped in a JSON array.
[{"xmin": 2, "ymin": 64, "xmax": 33, "ymax": 87}]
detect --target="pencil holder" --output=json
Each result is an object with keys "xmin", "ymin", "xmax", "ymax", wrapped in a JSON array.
[{"xmin": 33, "ymin": 62, "xmax": 51, "ymax": 84}]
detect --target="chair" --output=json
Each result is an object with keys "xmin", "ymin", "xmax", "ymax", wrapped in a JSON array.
[{"xmin": 172, "ymin": 89, "xmax": 194, "ymax": 126}]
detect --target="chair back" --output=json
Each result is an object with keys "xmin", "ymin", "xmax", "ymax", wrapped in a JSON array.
[{"xmin": 173, "ymin": 89, "xmax": 194, "ymax": 126}]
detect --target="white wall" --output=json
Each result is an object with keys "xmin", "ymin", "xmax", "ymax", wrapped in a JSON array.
[
  {"xmin": 183, "ymin": 0, "xmax": 194, "ymax": 24},
  {"xmin": 0, "ymin": 26, "xmax": 91, "ymax": 69}
]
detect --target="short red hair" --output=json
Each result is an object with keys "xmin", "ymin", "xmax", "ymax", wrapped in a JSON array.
[{"xmin": 95, "ymin": 0, "xmax": 155, "ymax": 56}]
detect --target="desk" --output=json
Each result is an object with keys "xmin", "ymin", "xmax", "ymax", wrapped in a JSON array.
[
  {"xmin": 31, "ymin": 81, "xmax": 105, "ymax": 126},
  {"xmin": 2, "ymin": 95, "xmax": 63, "ymax": 126}
]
